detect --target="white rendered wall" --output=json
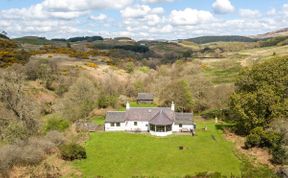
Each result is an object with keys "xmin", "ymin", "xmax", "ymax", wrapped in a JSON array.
[
  {"xmin": 105, "ymin": 122, "xmax": 194, "ymax": 134},
  {"xmin": 125, "ymin": 121, "xmax": 149, "ymax": 132},
  {"xmin": 172, "ymin": 124, "xmax": 194, "ymax": 132},
  {"xmin": 104, "ymin": 122, "xmax": 126, "ymax": 131},
  {"xmin": 150, "ymin": 131, "xmax": 173, "ymax": 137}
]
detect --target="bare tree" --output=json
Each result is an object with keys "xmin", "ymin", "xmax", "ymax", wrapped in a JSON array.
[
  {"xmin": 57, "ymin": 75, "xmax": 98, "ymax": 122},
  {"xmin": 0, "ymin": 65, "xmax": 39, "ymax": 140}
]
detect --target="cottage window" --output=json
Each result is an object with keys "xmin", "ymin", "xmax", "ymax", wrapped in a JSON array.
[
  {"xmin": 134, "ymin": 122, "xmax": 137, "ymax": 126},
  {"xmin": 150, "ymin": 124, "xmax": 155, "ymax": 131},
  {"xmin": 116, "ymin": 123, "xmax": 120, "ymax": 127},
  {"xmin": 179, "ymin": 124, "xmax": 182, "ymax": 128},
  {"xmin": 156, "ymin": 126, "xmax": 165, "ymax": 132},
  {"xmin": 111, "ymin": 123, "xmax": 115, "ymax": 127},
  {"xmin": 166, "ymin": 125, "xmax": 172, "ymax": 131}
]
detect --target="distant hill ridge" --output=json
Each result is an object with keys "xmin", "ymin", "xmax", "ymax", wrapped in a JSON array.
[
  {"xmin": 185, "ymin": 35, "xmax": 257, "ymax": 44},
  {"xmin": 253, "ymin": 28, "xmax": 288, "ymax": 39},
  {"xmin": 52, "ymin": 36, "xmax": 103, "ymax": 42}
]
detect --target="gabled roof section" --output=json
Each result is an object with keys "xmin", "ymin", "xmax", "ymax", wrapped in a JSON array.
[
  {"xmin": 137, "ymin": 93, "xmax": 154, "ymax": 100},
  {"xmin": 126, "ymin": 107, "xmax": 173, "ymax": 122},
  {"xmin": 149, "ymin": 110, "xmax": 174, "ymax": 126},
  {"xmin": 105, "ymin": 111, "xmax": 126, "ymax": 123},
  {"xmin": 175, "ymin": 112, "xmax": 193, "ymax": 125}
]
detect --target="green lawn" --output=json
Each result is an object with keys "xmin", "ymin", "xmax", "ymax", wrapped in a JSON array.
[
  {"xmin": 91, "ymin": 116, "xmax": 105, "ymax": 126},
  {"xmin": 73, "ymin": 120, "xmax": 243, "ymax": 177}
]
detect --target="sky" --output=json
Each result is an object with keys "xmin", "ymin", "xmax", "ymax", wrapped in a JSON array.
[{"xmin": 0, "ymin": 0, "xmax": 288, "ymax": 40}]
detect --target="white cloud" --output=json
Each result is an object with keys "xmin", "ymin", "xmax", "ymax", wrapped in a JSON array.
[
  {"xmin": 239, "ymin": 9, "xmax": 261, "ymax": 18},
  {"xmin": 0, "ymin": 0, "xmax": 133, "ymax": 21},
  {"xmin": 170, "ymin": 8, "xmax": 215, "ymax": 25},
  {"xmin": 90, "ymin": 14, "xmax": 108, "ymax": 21},
  {"xmin": 121, "ymin": 5, "xmax": 165, "ymax": 29},
  {"xmin": 42, "ymin": 0, "xmax": 133, "ymax": 11},
  {"xmin": 267, "ymin": 8, "xmax": 277, "ymax": 16},
  {"xmin": 121, "ymin": 5, "xmax": 163, "ymax": 18},
  {"xmin": 284, "ymin": 4, "xmax": 288, "ymax": 15},
  {"xmin": 142, "ymin": 0, "xmax": 175, "ymax": 3},
  {"xmin": 149, "ymin": 24, "xmax": 173, "ymax": 33},
  {"xmin": 212, "ymin": 0, "xmax": 235, "ymax": 14},
  {"xmin": 0, "ymin": 4, "xmax": 87, "ymax": 20},
  {"xmin": 1, "ymin": 0, "xmax": 288, "ymax": 40}
]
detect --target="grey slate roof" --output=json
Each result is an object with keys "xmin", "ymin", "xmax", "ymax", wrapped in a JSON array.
[
  {"xmin": 105, "ymin": 112, "xmax": 126, "ymax": 123},
  {"xmin": 175, "ymin": 112, "xmax": 193, "ymax": 125},
  {"xmin": 149, "ymin": 110, "xmax": 174, "ymax": 125},
  {"xmin": 137, "ymin": 93, "xmax": 154, "ymax": 101},
  {"xmin": 105, "ymin": 107, "xmax": 194, "ymax": 125},
  {"xmin": 125, "ymin": 107, "xmax": 173, "ymax": 122}
]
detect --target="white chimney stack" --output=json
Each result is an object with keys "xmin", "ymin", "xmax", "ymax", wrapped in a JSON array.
[
  {"xmin": 126, "ymin": 102, "xmax": 130, "ymax": 110},
  {"xmin": 171, "ymin": 101, "xmax": 175, "ymax": 111}
]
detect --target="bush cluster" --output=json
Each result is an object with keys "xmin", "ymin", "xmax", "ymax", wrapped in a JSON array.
[
  {"xmin": 59, "ymin": 143, "xmax": 87, "ymax": 161},
  {"xmin": 245, "ymin": 127, "xmax": 281, "ymax": 149},
  {"xmin": 44, "ymin": 116, "xmax": 70, "ymax": 132}
]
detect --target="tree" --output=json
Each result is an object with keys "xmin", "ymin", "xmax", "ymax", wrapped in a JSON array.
[
  {"xmin": 58, "ymin": 76, "xmax": 98, "ymax": 122},
  {"xmin": 159, "ymin": 80, "xmax": 193, "ymax": 112},
  {"xmin": 230, "ymin": 57, "xmax": 288, "ymax": 135},
  {"xmin": 25, "ymin": 59, "xmax": 59, "ymax": 89},
  {"xmin": 183, "ymin": 50, "xmax": 193, "ymax": 60},
  {"xmin": 0, "ymin": 65, "xmax": 40, "ymax": 141}
]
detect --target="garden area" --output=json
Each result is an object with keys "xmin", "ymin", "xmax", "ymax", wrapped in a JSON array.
[{"xmin": 73, "ymin": 120, "xmax": 244, "ymax": 177}]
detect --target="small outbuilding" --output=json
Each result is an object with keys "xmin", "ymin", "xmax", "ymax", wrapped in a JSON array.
[{"xmin": 137, "ymin": 93, "xmax": 154, "ymax": 104}]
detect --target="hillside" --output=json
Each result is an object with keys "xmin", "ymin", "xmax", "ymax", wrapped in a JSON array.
[
  {"xmin": 185, "ymin": 35, "xmax": 257, "ymax": 44},
  {"xmin": 253, "ymin": 28, "xmax": 288, "ymax": 39},
  {"xmin": 14, "ymin": 36, "xmax": 54, "ymax": 45}
]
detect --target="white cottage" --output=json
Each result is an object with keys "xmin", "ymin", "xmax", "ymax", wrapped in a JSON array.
[{"xmin": 105, "ymin": 102, "xmax": 195, "ymax": 137}]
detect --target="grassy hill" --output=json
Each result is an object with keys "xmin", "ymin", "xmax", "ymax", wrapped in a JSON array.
[
  {"xmin": 253, "ymin": 28, "xmax": 288, "ymax": 39},
  {"xmin": 14, "ymin": 36, "xmax": 53, "ymax": 45}
]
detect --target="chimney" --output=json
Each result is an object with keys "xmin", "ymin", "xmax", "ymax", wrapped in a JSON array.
[
  {"xmin": 126, "ymin": 101, "xmax": 130, "ymax": 110},
  {"xmin": 171, "ymin": 101, "xmax": 175, "ymax": 111}
]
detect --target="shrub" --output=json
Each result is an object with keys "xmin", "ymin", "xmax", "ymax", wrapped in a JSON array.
[
  {"xmin": 28, "ymin": 137, "xmax": 56, "ymax": 154},
  {"xmin": 98, "ymin": 95, "xmax": 118, "ymax": 108},
  {"xmin": 4, "ymin": 121, "xmax": 30, "ymax": 143},
  {"xmin": 261, "ymin": 130, "xmax": 281, "ymax": 148},
  {"xmin": 60, "ymin": 143, "xmax": 87, "ymax": 161},
  {"xmin": 201, "ymin": 109, "xmax": 222, "ymax": 119},
  {"xmin": 0, "ymin": 143, "xmax": 46, "ymax": 176},
  {"xmin": 245, "ymin": 127, "xmax": 282, "ymax": 149},
  {"xmin": 272, "ymin": 145, "xmax": 288, "ymax": 164},
  {"xmin": 245, "ymin": 133, "xmax": 261, "ymax": 148},
  {"xmin": 45, "ymin": 116, "xmax": 70, "ymax": 132},
  {"xmin": 30, "ymin": 162, "xmax": 61, "ymax": 178},
  {"xmin": 19, "ymin": 145, "xmax": 45, "ymax": 165},
  {"xmin": 45, "ymin": 131, "xmax": 65, "ymax": 146}
]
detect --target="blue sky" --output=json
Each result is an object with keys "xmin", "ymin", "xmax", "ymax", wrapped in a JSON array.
[{"xmin": 0, "ymin": 0, "xmax": 288, "ymax": 40}]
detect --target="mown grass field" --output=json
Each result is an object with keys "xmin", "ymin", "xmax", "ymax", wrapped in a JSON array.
[{"xmin": 73, "ymin": 120, "xmax": 243, "ymax": 177}]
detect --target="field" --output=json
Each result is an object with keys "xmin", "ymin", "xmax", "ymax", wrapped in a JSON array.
[{"xmin": 73, "ymin": 120, "xmax": 243, "ymax": 177}]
